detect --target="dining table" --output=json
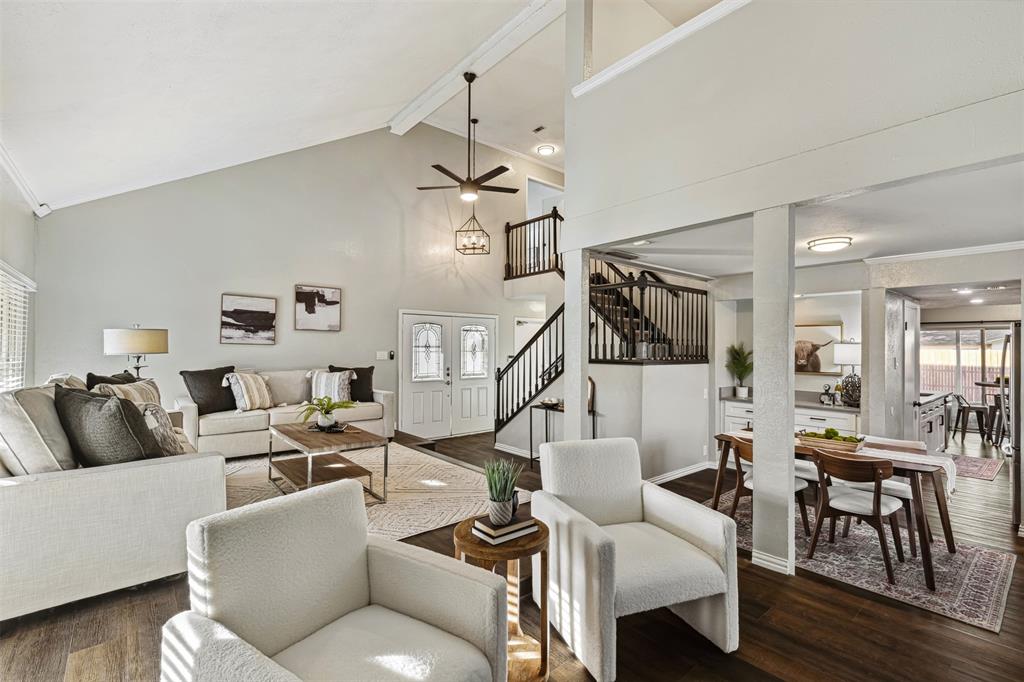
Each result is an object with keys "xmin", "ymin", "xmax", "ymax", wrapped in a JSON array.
[{"xmin": 711, "ymin": 432, "xmax": 957, "ymax": 591}]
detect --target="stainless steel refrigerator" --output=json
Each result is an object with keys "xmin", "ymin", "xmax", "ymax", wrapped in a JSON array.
[{"xmin": 1011, "ymin": 321, "xmax": 1021, "ymax": 528}]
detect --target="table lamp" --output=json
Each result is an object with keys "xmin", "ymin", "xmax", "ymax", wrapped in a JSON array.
[
  {"xmin": 103, "ymin": 325, "xmax": 168, "ymax": 378},
  {"xmin": 833, "ymin": 341, "xmax": 861, "ymax": 407}
]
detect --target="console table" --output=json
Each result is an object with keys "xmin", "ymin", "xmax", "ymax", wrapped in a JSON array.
[{"xmin": 528, "ymin": 403, "xmax": 596, "ymax": 469}]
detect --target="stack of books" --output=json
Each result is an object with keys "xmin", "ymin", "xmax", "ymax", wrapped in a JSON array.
[{"xmin": 472, "ymin": 513, "xmax": 539, "ymax": 545}]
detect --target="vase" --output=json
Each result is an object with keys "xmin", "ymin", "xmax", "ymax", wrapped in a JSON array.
[
  {"xmin": 488, "ymin": 498, "xmax": 515, "ymax": 527},
  {"xmin": 735, "ymin": 386, "xmax": 749, "ymax": 398},
  {"xmin": 317, "ymin": 412, "xmax": 337, "ymax": 429}
]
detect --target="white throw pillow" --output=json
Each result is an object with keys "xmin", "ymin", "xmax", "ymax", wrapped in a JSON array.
[
  {"xmin": 93, "ymin": 379, "xmax": 161, "ymax": 405},
  {"xmin": 221, "ymin": 372, "xmax": 275, "ymax": 411},
  {"xmin": 309, "ymin": 369, "xmax": 356, "ymax": 402}
]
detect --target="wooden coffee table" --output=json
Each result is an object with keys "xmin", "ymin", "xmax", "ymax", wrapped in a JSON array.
[
  {"xmin": 453, "ymin": 517, "xmax": 549, "ymax": 680},
  {"xmin": 268, "ymin": 422, "xmax": 389, "ymax": 502}
]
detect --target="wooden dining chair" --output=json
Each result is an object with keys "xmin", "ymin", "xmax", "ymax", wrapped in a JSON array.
[
  {"xmin": 952, "ymin": 394, "xmax": 989, "ymax": 441},
  {"xmin": 808, "ymin": 449, "xmax": 905, "ymax": 584},
  {"xmin": 730, "ymin": 438, "xmax": 811, "ymax": 536}
]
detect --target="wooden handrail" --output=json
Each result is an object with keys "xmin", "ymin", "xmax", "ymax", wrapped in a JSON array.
[
  {"xmin": 506, "ymin": 206, "xmax": 560, "ymax": 231},
  {"xmin": 496, "ymin": 304, "xmax": 564, "ymax": 380}
]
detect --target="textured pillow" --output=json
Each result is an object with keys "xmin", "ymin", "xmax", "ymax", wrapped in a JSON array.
[
  {"xmin": 310, "ymin": 369, "xmax": 355, "ymax": 402},
  {"xmin": 328, "ymin": 365, "xmax": 375, "ymax": 402},
  {"xmin": 93, "ymin": 378, "xmax": 161, "ymax": 405},
  {"xmin": 140, "ymin": 402, "xmax": 186, "ymax": 456},
  {"xmin": 53, "ymin": 385, "xmax": 163, "ymax": 467},
  {"xmin": 0, "ymin": 386, "xmax": 78, "ymax": 475},
  {"xmin": 46, "ymin": 373, "xmax": 88, "ymax": 390},
  {"xmin": 222, "ymin": 372, "xmax": 274, "ymax": 411},
  {"xmin": 180, "ymin": 366, "xmax": 237, "ymax": 415},
  {"xmin": 86, "ymin": 371, "xmax": 137, "ymax": 390}
]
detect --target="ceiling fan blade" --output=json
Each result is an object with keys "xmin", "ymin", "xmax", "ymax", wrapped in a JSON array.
[
  {"xmin": 416, "ymin": 185, "xmax": 459, "ymax": 190},
  {"xmin": 472, "ymin": 165, "xmax": 510, "ymax": 185},
  {"xmin": 478, "ymin": 185, "xmax": 519, "ymax": 194},
  {"xmin": 431, "ymin": 164, "xmax": 464, "ymax": 183}
]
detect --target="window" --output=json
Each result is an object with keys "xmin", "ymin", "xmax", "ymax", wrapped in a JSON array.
[
  {"xmin": 411, "ymin": 323, "xmax": 443, "ymax": 382},
  {"xmin": 460, "ymin": 325, "xmax": 488, "ymax": 379},
  {"xmin": 921, "ymin": 325, "xmax": 1012, "ymax": 404},
  {"xmin": 0, "ymin": 262, "xmax": 34, "ymax": 391}
]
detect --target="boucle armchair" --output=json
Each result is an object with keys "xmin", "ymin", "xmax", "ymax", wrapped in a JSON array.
[
  {"xmin": 531, "ymin": 438, "xmax": 738, "ymax": 682},
  {"xmin": 161, "ymin": 480, "xmax": 507, "ymax": 682}
]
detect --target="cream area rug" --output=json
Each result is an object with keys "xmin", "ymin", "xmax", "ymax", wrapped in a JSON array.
[{"xmin": 225, "ymin": 442, "xmax": 530, "ymax": 541}]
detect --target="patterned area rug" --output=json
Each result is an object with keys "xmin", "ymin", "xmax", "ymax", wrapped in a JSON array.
[
  {"xmin": 225, "ymin": 443, "xmax": 530, "ymax": 540},
  {"xmin": 951, "ymin": 455, "xmax": 1004, "ymax": 481},
  {"xmin": 708, "ymin": 491, "xmax": 1015, "ymax": 632}
]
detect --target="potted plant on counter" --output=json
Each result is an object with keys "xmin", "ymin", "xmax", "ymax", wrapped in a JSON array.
[
  {"xmin": 726, "ymin": 343, "xmax": 753, "ymax": 398},
  {"xmin": 484, "ymin": 459, "xmax": 524, "ymax": 526},
  {"xmin": 299, "ymin": 396, "xmax": 356, "ymax": 429}
]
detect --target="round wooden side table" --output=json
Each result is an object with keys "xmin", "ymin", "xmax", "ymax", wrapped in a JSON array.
[{"xmin": 453, "ymin": 517, "xmax": 550, "ymax": 681}]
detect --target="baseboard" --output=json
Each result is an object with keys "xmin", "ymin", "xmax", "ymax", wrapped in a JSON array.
[
  {"xmin": 493, "ymin": 443, "xmax": 533, "ymax": 460},
  {"xmin": 645, "ymin": 461, "xmax": 711, "ymax": 484},
  {"xmin": 751, "ymin": 549, "xmax": 794, "ymax": 575}
]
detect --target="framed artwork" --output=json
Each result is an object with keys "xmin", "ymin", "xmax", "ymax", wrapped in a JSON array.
[
  {"xmin": 294, "ymin": 285, "xmax": 341, "ymax": 331},
  {"xmin": 794, "ymin": 323, "xmax": 843, "ymax": 375},
  {"xmin": 220, "ymin": 294, "xmax": 276, "ymax": 345}
]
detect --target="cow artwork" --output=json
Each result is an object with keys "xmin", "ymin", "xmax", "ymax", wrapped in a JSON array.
[
  {"xmin": 794, "ymin": 339, "xmax": 833, "ymax": 373},
  {"xmin": 793, "ymin": 324, "xmax": 843, "ymax": 374}
]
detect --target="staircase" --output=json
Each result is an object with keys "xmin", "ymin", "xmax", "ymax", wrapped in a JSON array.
[{"xmin": 495, "ymin": 211, "xmax": 708, "ymax": 432}]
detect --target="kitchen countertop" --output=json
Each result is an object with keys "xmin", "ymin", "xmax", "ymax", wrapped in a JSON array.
[
  {"xmin": 917, "ymin": 391, "xmax": 951, "ymax": 407},
  {"xmin": 721, "ymin": 390, "xmax": 861, "ymax": 414}
]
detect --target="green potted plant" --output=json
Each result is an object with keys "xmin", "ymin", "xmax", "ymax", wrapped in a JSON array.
[
  {"xmin": 299, "ymin": 396, "xmax": 356, "ymax": 429},
  {"xmin": 484, "ymin": 458, "xmax": 524, "ymax": 526},
  {"xmin": 725, "ymin": 343, "xmax": 753, "ymax": 398}
]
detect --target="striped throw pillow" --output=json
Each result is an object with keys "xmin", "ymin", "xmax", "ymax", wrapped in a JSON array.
[
  {"xmin": 93, "ymin": 378, "xmax": 161, "ymax": 405},
  {"xmin": 309, "ymin": 369, "xmax": 355, "ymax": 402},
  {"xmin": 222, "ymin": 372, "xmax": 274, "ymax": 411}
]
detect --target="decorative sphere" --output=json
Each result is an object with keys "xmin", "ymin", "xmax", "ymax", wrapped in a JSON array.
[{"xmin": 840, "ymin": 373, "xmax": 861, "ymax": 407}]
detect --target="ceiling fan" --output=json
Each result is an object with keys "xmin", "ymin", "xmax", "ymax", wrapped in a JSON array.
[{"xmin": 417, "ymin": 72, "xmax": 518, "ymax": 202}]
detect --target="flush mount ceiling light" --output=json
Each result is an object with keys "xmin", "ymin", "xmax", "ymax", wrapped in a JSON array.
[
  {"xmin": 807, "ymin": 236, "xmax": 853, "ymax": 252},
  {"xmin": 536, "ymin": 144, "xmax": 557, "ymax": 157},
  {"xmin": 632, "ymin": 239, "xmax": 652, "ymax": 246},
  {"xmin": 970, "ymin": 298, "xmax": 984, "ymax": 304},
  {"xmin": 957, "ymin": 289, "xmax": 974, "ymax": 295}
]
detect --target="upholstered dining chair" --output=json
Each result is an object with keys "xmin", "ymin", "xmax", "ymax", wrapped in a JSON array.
[
  {"xmin": 808, "ymin": 449, "xmax": 906, "ymax": 584},
  {"xmin": 160, "ymin": 480, "xmax": 507, "ymax": 682},
  {"xmin": 532, "ymin": 438, "xmax": 738, "ymax": 682},
  {"xmin": 730, "ymin": 437, "xmax": 812, "ymax": 536}
]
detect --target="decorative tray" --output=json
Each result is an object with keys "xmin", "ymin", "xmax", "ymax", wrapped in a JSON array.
[
  {"xmin": 796, "ymin": 433, "xmax": 863, "ymax": 453},
  {"xmin": 307, "ymin": 422, "xmax": 349, "ymax": 433}
]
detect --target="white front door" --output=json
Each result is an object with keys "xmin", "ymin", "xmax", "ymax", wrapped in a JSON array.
[
  {"xmin": 451, "ymin": 316, "xmax": 496, "ymax": 436},
  {"xmin": 400, "ymin": 313, "xmax": 497, "ymax": 439}
]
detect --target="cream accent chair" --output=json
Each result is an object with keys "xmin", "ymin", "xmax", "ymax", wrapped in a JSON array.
[
  {"xmin": 160, "ymin": 480, "xmax": 507, "ymax": 682},
  {"xmin": 531, "ymin": 438, "xmax": 738, "ymax": 682}
]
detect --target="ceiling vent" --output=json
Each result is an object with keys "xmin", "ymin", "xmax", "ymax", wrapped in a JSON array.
[{"xmin": 532, "ymin": 125, "xmax": 546, "ymax": 135}]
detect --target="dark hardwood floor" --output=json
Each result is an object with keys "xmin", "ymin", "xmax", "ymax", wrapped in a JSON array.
[{"xmin": 2, "ymin": 431, "xmax": 1021, "ymax": 681}]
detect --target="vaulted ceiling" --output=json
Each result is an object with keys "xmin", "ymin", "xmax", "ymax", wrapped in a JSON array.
[{"xmin": 0, "ymin": 0, "xmax": 533, "ymax": 210}]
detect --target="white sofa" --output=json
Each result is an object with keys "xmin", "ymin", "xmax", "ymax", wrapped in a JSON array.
[
  {"xmin": 0, "ymin": 385, "xmax": 226, "ymax": 621},
  {"xmin": 532, "ymin": 438, "xmax": 738, "ymax": 682},
  {"xmin": 174, "ymin": 368, "xmax": 396, "ymax": 458},
  {"xmin": 161, "ymin": 480, "xmax": 507, "ymax": 682}
]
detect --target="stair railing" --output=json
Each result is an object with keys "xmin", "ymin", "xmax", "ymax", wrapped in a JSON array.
[
  {"xmin": 505, "ymin": 208, "xmax": 562, "ymax": 280},
  {"xmin": 495, "ymin": 304, "xmax": 564, "ymax": 431}
]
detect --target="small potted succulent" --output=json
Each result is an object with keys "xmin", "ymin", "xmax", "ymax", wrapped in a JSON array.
[
  {"xmin": 299, "ymin": 396, "xmax": 356, "ymax": 429},
  {"xmin": 725, "ymin": 342, "xmax": 753, "ymax": 398},
  {"xmin": 484, "ymin": 458, "xmax": 524, "ymax": 526}
]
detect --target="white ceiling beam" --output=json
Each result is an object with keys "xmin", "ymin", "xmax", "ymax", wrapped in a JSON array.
[
  {"xmin": 388, "ymin": 0, "xmax": 565, "ymax": 136},
  {"xmin": 0, "ymin": 141, "xmax": 50, "ymax": 217}
]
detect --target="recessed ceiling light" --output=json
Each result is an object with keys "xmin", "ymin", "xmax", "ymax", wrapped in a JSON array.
[
  {"xmin": 632, "ymin": 239, "xmax": 652, "ymax": 246},
  {"xmin": 970, "ymin": 298, "xmax": 984, "ymax": 304},
  {"xmin": 807, "ymin": 236, "xmax": 852, "ymax": 252},
  {"xmin": 536, "ymin": 144, "xmax": 556, "ymax": 157}
]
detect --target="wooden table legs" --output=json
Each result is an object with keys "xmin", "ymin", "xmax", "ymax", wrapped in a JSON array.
[
  {"xmin": 711, "ymin": 439, "xmax": 732, "ymax": 511},
  {"xmin": 932, "ymin": 470, "xmax": 956, "ymax": 554},
  {"xmin": 908, "ymin": 471, "xmax": 935, "ymax": 591}
]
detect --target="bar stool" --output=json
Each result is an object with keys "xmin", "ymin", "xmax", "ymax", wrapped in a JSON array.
[{"xmin": 952, "ymin": 394, "xmax": 989, "ymax": 441}]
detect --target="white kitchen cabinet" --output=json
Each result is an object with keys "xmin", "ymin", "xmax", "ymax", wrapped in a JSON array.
[{"xmin": 720, "ymin": 401, "xmax": 859, "ymax": 436}]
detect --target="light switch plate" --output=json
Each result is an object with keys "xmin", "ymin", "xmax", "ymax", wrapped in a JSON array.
[{"xmin": 375, "ymin": 350, "xmax": 388, "ymax": 360}]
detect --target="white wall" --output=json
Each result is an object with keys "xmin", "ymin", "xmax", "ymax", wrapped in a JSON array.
[
  {"xmin": 33, "ymin": 124, "xmax": 563, "ymax": 403},
  {"xmin": 564, "ymin": 0, "xmax": 1023, "ymax": 250},
  {"xmin": 0, "ymin": 165, "xmax": 36, "ymax": 279},
  {"xmin": 921, "ymin": 304, "xmax": 1021, "ymax": 324},
  {"xmin": 592, "ymin": 0, "xmax": 672, "ymax": 74},
  {"xmin": 641, "ymin": 363, "xmax": 708, "ymax": 477}
]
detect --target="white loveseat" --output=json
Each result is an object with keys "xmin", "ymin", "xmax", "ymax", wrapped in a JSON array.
[
  {"xmin": 161, "ymin": 480, "xmax": 507, "ymax": 682},
  {"xmin": 532, "ymin": 438, "xmax": 738, "ymax": 682},
  {"xmin": 174, "ymin": 368, "xmax": 396, "ymax": 458},
  {"xmin": 0, "ymin": 385, "xmax": 226, "ymax": 621}
]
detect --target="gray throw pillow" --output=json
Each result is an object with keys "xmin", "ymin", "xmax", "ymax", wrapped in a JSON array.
[{"xmin": 53, "ymin": 385, "xmax": 163, "ymax": 467}]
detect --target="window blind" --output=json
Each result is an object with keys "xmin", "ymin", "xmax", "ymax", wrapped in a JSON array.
[{"xmin": 0, "ymin": 261, "xmax": 35, "ymax": 392}]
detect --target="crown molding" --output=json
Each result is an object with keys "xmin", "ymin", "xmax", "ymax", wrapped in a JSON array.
[
  {"xmin": 571, "ymin": 0, "xmax": 752, "ymax": 99},
  {"xmin": 862, "ymin": 241, "xmax": 1024, "ymax": 265},
  {"xmin": 0, "ymin": 142, "xmax": 49, "ymax": 217}
]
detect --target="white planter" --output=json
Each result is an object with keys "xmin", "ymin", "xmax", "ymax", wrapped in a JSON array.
[
  {"xmin": 735, "ymin": 386, "xmax": 749, "ymax": 399},
  {"xmin": 317, "ymin": 412, "xmax": 337, "ymax": 428}
]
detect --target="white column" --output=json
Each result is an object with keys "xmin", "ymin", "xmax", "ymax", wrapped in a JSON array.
[
  {"xmin": 861, "ymin": 287, "xmax": 887, "ymax": 435},
  {"xmin": 563, "ymin": 248, "xmax": 590, "ymax": 440},
  {"xmin": 751, "ymin": 205, "xmax": 796, "ymax": 574}
]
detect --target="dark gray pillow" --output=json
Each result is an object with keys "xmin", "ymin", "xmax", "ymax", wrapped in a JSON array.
[
  {"xmin": 179, "ymin": 365, "xmax": 237, "ymax": 415},
  {"xmin": 328, "ymin": 365, "xmax": 374, "ymax": 402},
  {"xmin": 53, "ymin": 385, "xmax": 163, "ymax": 467},
  {"xmin": 86, "ymin": 370, "xmax": 137, "ymax": 390}
]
